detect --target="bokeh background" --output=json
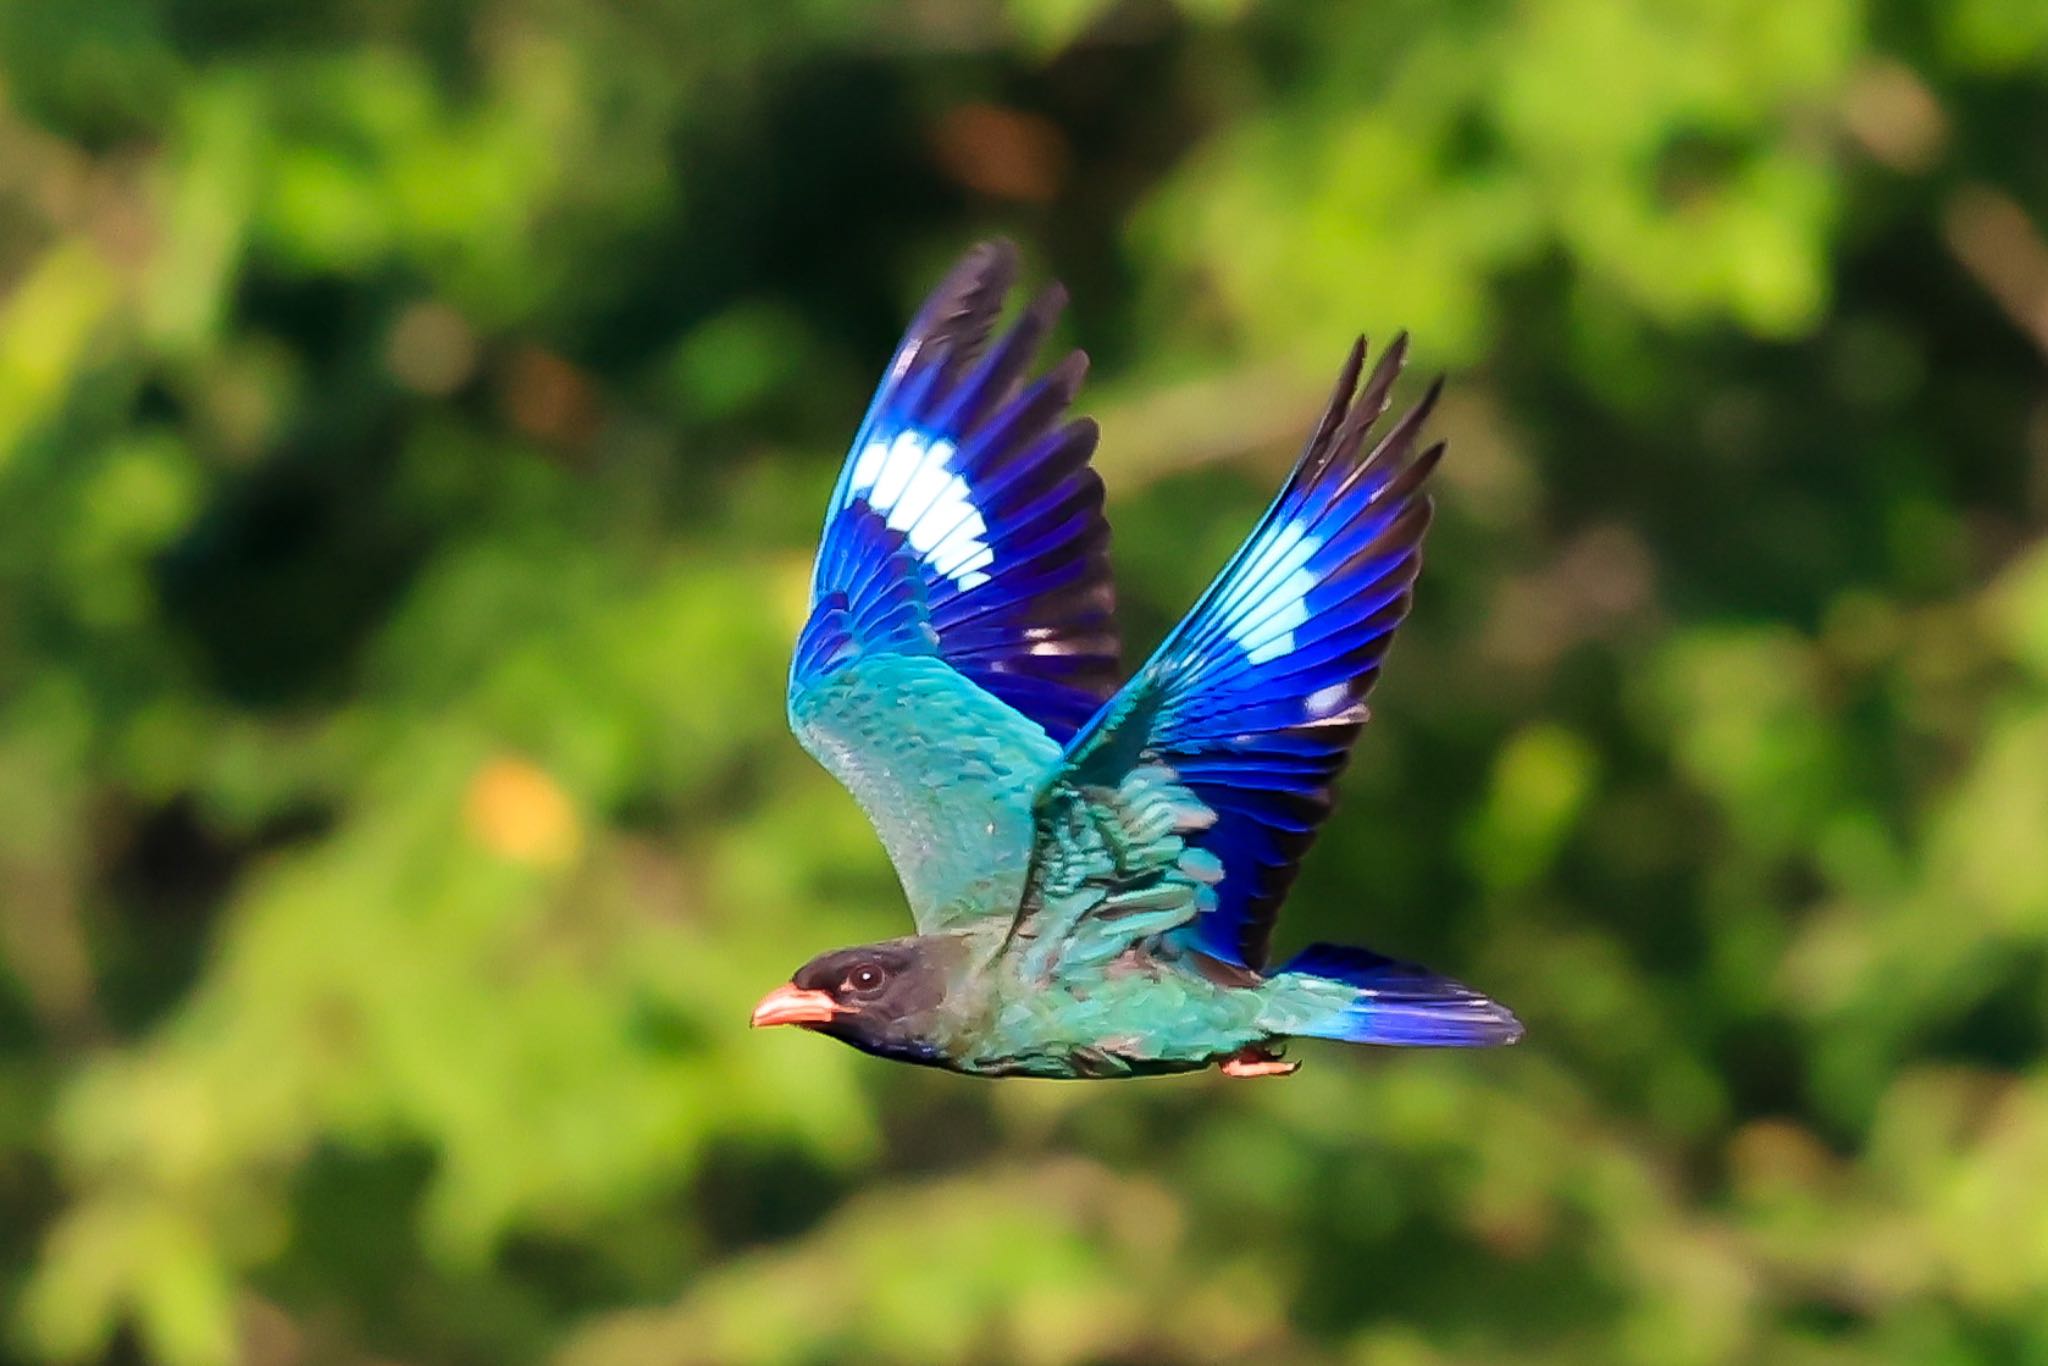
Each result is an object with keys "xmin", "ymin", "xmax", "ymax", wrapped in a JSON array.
[{"xmin": 3, "ymin": 1, "xmax": 2047, "ymax": 1362}]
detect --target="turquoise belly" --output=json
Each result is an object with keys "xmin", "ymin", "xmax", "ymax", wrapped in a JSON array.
[{"xmin": 954, "ymin": 962, "xmax": 1272, "ymax": 1079}]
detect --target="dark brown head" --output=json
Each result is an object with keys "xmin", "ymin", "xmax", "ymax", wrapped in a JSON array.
[{"xmin": 749, "ymin": 936, "xmax": 964, "ymax": 1067}]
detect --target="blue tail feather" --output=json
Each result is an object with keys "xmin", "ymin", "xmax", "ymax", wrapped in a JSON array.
[{"xmin": 1278, "ymin": 943, "xmax": 1522, "ymax": 1047}]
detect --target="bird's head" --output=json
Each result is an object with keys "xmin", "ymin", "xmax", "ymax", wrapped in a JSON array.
[{"xmin": 750, "ymin": 936, "xmax": 964, "ymax": 1067}]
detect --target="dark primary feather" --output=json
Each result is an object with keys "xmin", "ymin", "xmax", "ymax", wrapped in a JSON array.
[
  {"xmin": 798, "ymin": 240, "xmax": 1121, "ymax": 740},
  {"xmin": 1045, "ymin": 336, "xmax": 1443, "ymax": 969}
]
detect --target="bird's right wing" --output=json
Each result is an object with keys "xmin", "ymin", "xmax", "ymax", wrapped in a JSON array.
[
  {"xmin": 1010, "ymin": 337, "xmax": 1441, "ymax": 975},
  {"xmin": 790, "ymin": 243, "xmax": 1122, "ymax": 932}
]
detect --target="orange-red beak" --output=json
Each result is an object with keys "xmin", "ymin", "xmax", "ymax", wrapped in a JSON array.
[{"xmin": 749, "ymin": 983, "xmax": 844, "ymax": 1029}]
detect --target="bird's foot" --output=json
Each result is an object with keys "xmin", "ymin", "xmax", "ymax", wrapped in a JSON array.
[{"xmin": 1219, "ymin": 1045, "xmax": 1300, "ymax": 1079}]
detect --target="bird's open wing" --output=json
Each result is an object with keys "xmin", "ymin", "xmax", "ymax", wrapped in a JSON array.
[
  {"xmin": 1012, "ymin": 337, "xmax": 1439, "ymax": 973},
  {"xmin": 790, "ymin": 243, "xmax": 1121, "ymax": 931}
]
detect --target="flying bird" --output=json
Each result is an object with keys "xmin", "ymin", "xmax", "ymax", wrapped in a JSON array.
[{"xmin": 752, "ymin": 242, "xmax": 1520, "ymax": 1079}]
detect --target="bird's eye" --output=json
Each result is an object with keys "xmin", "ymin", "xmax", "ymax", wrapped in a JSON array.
[{"xmin": 847, "ymin": 964, "xmax": 886, "ymax": 994}]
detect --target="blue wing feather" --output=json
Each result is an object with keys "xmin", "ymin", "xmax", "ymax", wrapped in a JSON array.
[
  {"xmin": 790, "ymin": 243, "xmax": 1120, "ymax": 931},
  {"xmin": 800, "ymin": 242, "xmax": 1119, "ymax": 739},
  {"xmin": 1053, "ymin": 336, "xmax": 1442, "ymax": 968}
]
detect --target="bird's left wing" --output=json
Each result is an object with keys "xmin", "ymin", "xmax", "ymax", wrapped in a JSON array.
[
  {"xmin": 1008, "ymin": 337, "xmax": 1439, "ymax": 976},
  {"xmin": 790, "ymin": 243, "xmax": 1121, "ymax": 932}
]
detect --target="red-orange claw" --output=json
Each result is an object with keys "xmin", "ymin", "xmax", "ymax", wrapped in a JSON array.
[{"xmin": 1219, "ymin": 1047, "xmax": 1300, "ymax": 1078}]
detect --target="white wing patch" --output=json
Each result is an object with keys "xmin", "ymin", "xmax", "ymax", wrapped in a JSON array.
[
  {"xmin": 1221, "ymin": 519, "xmax": 1322, "ymax": 665},
  {"xmin": 848, "ymin": 428, "xmax": 994, "ymax": 590}
]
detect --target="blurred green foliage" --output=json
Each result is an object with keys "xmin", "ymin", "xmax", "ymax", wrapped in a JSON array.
[{"xmin": 1, "ymin": 1, "xmax": 2045, "ymax": 1362}]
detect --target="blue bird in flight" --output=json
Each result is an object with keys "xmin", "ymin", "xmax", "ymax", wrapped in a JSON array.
[{"xmin": 751, "ymin": 242, "xmax": 1521, "ymax": 1078}]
